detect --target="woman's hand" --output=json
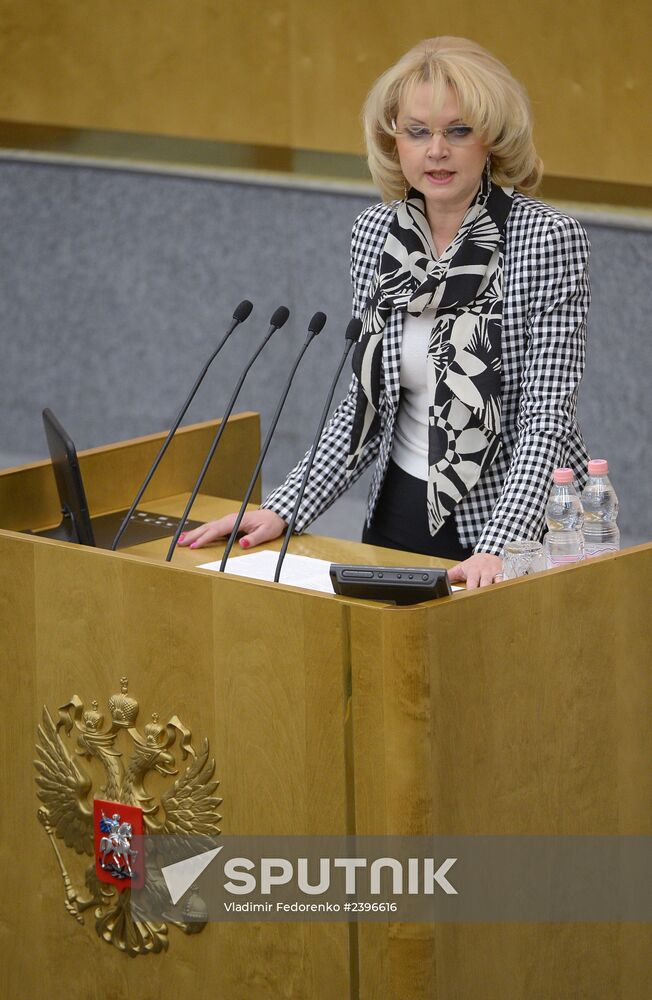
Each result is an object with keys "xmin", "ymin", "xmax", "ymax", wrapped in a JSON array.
[
  {"xmin": 176, "ymin": 509, "xmax": 287, "ymax": 550},
  {"xmin": 448, "ymin": 552, "xmax": 503, "ymax": 589}
]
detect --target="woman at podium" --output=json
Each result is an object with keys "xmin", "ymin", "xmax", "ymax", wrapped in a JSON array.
[{"xmin": 179, "ymin": 37, "xmax": 590, "ymax": 589}]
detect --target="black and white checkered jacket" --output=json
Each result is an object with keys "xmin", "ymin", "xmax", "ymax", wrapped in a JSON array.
[{"xmin": 263, "ymin": 193, "xmax": 591, "ymax": 555}]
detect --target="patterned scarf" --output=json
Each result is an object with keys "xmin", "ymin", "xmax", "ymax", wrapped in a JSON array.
[{"xmin": 347, "ymin": 175, "xmax": 514, "ymax": 534}]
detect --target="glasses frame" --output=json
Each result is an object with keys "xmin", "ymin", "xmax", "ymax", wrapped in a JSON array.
[{"xmin": 390, "ymin": 118, "xmax": 479, "ymax": 147}]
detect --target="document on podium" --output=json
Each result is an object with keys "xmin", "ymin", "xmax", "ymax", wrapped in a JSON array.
[{"xmin": 199, "ymin": 550, "xmax": 335, "ymax": 593}]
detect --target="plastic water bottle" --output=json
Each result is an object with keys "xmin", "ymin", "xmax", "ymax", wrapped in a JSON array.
[
  {"xmin": 580, "ymin": 459, "xmax": 620, "ymax": 558},
  {"xmin": 543, "ymin": 467, "xmax": 585, "ymax": 567}
]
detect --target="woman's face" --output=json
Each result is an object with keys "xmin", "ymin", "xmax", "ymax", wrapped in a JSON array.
[{"xmin": 394, "ymin": 83, "xmax": 489, "ymax": 222}]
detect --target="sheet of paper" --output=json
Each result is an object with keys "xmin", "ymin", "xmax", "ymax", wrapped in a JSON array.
[
  {"xmin": 199, "ymin": 549, "xmax": 463, "ymax": 595},
  {"xmin": 199, "ymin": 550, "xmax": 335, "ymax": 593}
]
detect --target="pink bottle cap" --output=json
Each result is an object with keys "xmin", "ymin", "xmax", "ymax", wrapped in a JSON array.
[
  {"xmin": 552, "ymin": 467, "xmax": 573, "ymax": 484},
  {"xmin": 588, "ymin": 459, "xmax": 608, "ymax": 475}
]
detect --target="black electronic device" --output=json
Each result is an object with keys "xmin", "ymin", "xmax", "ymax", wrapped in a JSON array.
[
  {"xmin": 329, "ymin": 564, "xmax": 452, "ymax": 605},
  {"xmin": 34, "ymin": 409, "xmax": 203, "ymax": 548},
  {"xmin": 41, "ymin": 407, "xmax": 95, "ymax": 545}
]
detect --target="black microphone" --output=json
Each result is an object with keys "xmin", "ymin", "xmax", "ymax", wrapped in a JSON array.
[
  {"xmin": 166, "ymin": 305, "xmax": 290, "ymax": 561},
  {"xmin": 274, "ymin": 317, "xmax": 362, "ymax": 583},
  {"xmin": 110, "ymin": 299, "xmax": 253, "ymax": 551},
  {"xmin": 219, "ymin": 311, "xmax": 327, "ymax": 572}
]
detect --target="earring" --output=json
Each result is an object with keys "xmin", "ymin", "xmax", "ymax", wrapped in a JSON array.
[{"xmin": 485, "ymin": 153, "xmax": 492, "ymax": 183}]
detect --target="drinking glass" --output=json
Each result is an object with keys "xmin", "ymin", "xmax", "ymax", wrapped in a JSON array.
[{"xmin": 501, "ymin": 540, "xmax": 546, "ymax": 580}]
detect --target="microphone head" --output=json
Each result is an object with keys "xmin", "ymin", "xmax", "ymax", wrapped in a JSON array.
[
  {"xmin": 345, "ymin": 317, "xmax": 363, "ymax": 341},
  {"xmin": 308, "ymin": 311, "xmax": 327, "ymax": 335},
  {"xmin": 233, "ymin": 299, "xmax": 253, "ymax": 322},
  {"xmin": 270, "ymin": 306, "xmax": 290, "ymax": 329}
]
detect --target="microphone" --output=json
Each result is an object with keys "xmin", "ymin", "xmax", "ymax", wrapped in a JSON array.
[
  {"xmin": 219, "ymin": 311, "xmax": 327, "ymax": 572},
  {"xmin": 110, "ymin": 299, "xmax": 253, "ymax": 551},
  {"xmin": 166, "ymin": 305, "xmax": 290, "ymax": 561},
  {"xmin": 274, "ymin": 317, "xmax": 362, "ymax": 583}
]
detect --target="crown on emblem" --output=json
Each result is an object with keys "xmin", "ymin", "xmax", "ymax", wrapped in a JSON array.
[
  {"xmin": 108, "ymin": 677, "xmax": 139, "ymax": 727},
  {"xmin": 83, "ymin": 700, "xmax": 104, "ymax": 731},
  {"xmin": 144, "ymin": 712, "xmax": 165, "ymax": 746}
]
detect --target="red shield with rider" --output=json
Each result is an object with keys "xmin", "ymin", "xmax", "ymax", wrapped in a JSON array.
[{"xmin": 94, "ymin": 798, "xmax": 144, "ymax": 890}]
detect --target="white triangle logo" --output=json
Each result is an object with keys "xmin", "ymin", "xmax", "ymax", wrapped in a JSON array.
[{"xmin": 161, "ymin": 846, "xmax": 224, "ymax": 904}]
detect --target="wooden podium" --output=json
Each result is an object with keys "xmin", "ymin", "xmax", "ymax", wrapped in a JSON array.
[{"xmin": 0, "ymin": 414, "xmax": 650, "ymax": 1000}]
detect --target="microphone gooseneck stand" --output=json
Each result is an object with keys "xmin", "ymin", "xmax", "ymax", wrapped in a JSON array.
[
  {"xmin": 273, "ymin": 316, "xmax": 362, "ymax": 583},
  {"xmin": 219, "ymin": 311, "xmax": 327, "ymax": 572},
  {"xmin": 110, "ymin": 299, "xmax": 253, "ymax": 551},
  {"xmin": 166, "ymin": 305, "xmax": 290, "ymax": 561}
]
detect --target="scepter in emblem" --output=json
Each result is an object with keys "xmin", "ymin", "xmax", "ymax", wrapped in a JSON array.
[{"xmin": 36, "ymin": 807, "xmax": 85, "ymax": 924}]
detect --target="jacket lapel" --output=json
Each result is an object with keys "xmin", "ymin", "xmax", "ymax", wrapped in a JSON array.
[{"xmin": 382, "ymin": 307, "xmax": 403, "ymax": 411}]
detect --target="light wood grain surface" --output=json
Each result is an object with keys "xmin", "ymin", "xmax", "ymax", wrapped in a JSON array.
[
  {"xmin": 0, "ymin": 1, "xmax": 650, "ymax": 188},
  {"xmin": 1, "ymin": 422, "xmax": 651, "ymax": 998}
]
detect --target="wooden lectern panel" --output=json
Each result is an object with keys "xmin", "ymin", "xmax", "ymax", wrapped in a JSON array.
[
  {"xmin": 0, "ymin": 417, "xmax": 351, "ymax": 999},
  {"xmin": 0, "ymin": 412, "xmax": 261, "ymax": 532},
  {"xmin": 349, "ymin": 545, "xmax": 652, "ymax": 999},
  {"xmin": 1, "ymin": 418, "xmax": 651, "ymax": 999},
  {"xmin": 0, "ymin": 529, "xmax": 352, "ymax": 999}
]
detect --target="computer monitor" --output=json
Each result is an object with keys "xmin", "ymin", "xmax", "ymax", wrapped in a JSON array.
[
  {"xmin": 37, "ymin": 409, "xmax": 203, "ymax": 549},
  {"xmin": 42, "ymin": 407, "xmax": 95, "ymax": 545}
]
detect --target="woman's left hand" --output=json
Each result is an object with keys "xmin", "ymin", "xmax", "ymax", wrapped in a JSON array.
[{"xmin": 448, "ymin": 553, "xmax": 503, "ymax": 589}]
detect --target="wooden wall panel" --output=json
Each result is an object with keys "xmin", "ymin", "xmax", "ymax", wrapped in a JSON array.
[
  {"xmin": 0, "ymin": 0, "xmax": 650, "ymax": 187},
  {"xmin": 0, "ymin": 0, "xmax": 292, "ymax": 146}
]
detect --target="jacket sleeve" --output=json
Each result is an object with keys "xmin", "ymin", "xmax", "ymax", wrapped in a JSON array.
[
  {"xmin": 261, "ymin": 214, "xmax": 384, "ymax": 531},
  {"xmin": 475, "ymin": 215, "xmax": 591, "ymax": 554}
]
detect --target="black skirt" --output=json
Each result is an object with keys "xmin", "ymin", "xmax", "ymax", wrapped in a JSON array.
[{"xmin": 362, "ymin": 460, "xmax": 473, "ymax": 562}]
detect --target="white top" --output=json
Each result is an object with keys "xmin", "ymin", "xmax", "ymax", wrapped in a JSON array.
[{"xmin": 390, "ymin": 311, "xmax": 434, "ymax": 481}]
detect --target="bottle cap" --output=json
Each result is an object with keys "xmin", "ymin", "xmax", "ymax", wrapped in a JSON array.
[
  {"xmin": 552, "ymin": 467, "xmax": 573, "ymax": 484},
  {"xmin": 588, "ymin": 459, "xmax": 608, "ymax": 476}
]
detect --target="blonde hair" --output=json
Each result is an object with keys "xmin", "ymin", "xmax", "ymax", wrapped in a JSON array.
[{"xmin": 363, "ymin": 37, "xmax": 542, "ymax": 201}]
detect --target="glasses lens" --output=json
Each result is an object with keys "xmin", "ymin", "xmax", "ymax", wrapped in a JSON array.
[
  {"xmin": 403, "ymin": 126, "xmax": 431, "ymax": 142},
  {"xmin": 396, "ymin": 125, "xmax": 475, "ymax": 145},
  {"xmin": 446, "ymin": 126, "xmax": 474, "ymax": 146}
]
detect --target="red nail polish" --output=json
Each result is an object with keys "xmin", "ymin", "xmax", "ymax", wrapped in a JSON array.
[
  {"xmin": 240, "ymin": 538, "xmax": 250, "ymax": 549},
  {"xmin": 178, "ymin": 533, "xmax": 186, "ymax": 543}
]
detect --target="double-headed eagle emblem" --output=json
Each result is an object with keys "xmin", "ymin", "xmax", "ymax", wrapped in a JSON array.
[{"xmin": 34, "ymin": 677, "xmax": 221, "ymax": 956}]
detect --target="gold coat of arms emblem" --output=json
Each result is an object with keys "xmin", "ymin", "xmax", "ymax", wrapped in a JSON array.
[{"xmin": 34, "ymin": 677, "xmax": 221, "ymax": 956}]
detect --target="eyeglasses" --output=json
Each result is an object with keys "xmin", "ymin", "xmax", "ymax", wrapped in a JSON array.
[{"xmin": 390, "ymin": 119, "xmax": 478, "ymax": 147}]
